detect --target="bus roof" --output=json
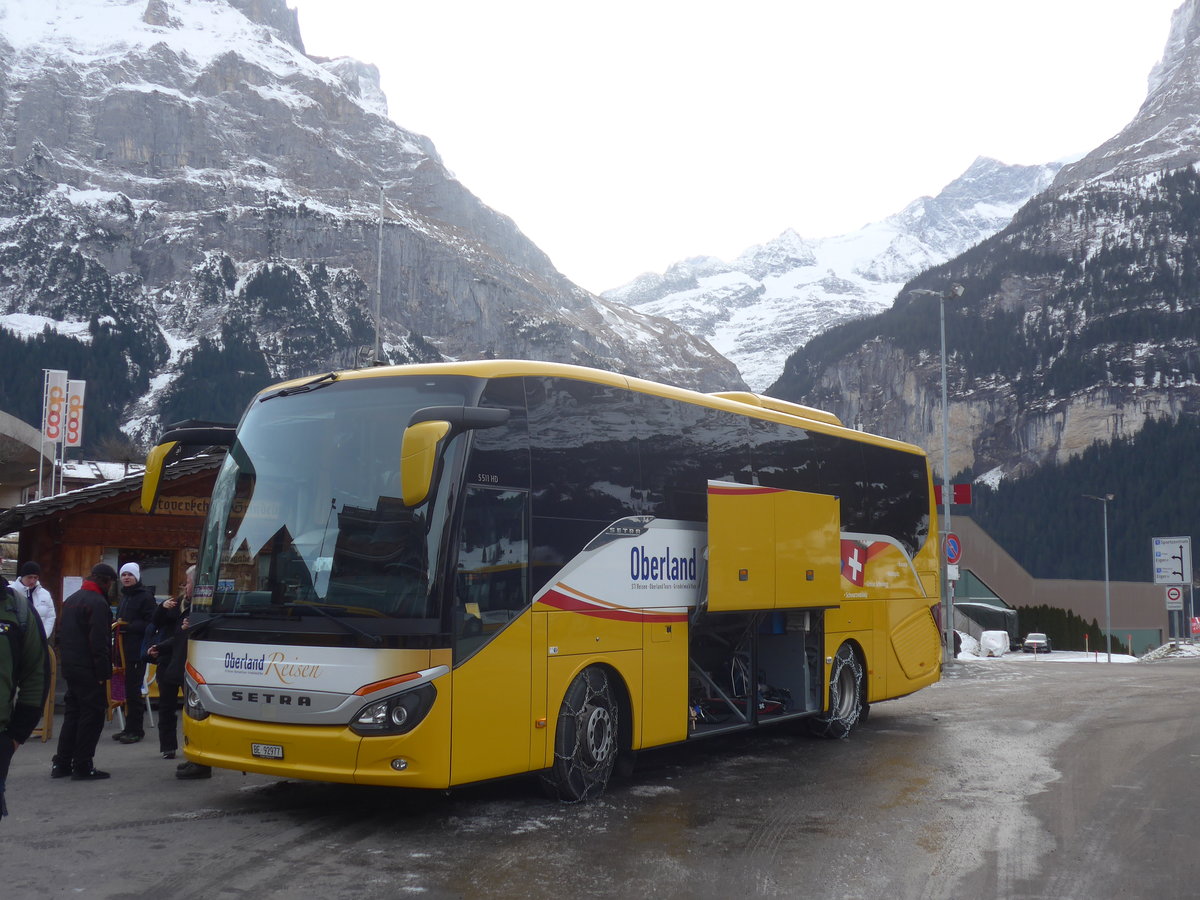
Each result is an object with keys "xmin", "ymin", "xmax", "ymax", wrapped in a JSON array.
[{"xmin": 258, "ymin": 360, "xmax": 927, "ymax": 458}]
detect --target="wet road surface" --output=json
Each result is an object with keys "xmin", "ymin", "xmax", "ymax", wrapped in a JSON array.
[{"xmin": 6, "ymin": 657, "xmax": 1199, "ymax": 898}]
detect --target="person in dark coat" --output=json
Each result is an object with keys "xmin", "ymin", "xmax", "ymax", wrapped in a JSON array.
[
  {"xmin": 149, "ymin": 565, "xmax": 211, "ymax": 780},
  {"xmin": 52, "ymin": 563, "xmax": 115, "ymax": 780},
  {"xmin": 113, "ymin": 562, "xmax": 156, "ymax": 743},
  {"xmin": 1, "ymin": 573, "xmax": 49, "ymax": 819},
  {"xmin": 146, "ymin": 566, "xmax": 190, "ymax": 760}
]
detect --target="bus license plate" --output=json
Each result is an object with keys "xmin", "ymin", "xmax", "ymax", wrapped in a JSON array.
[{"xmin": 251, "ymin": 742, "xmax": 284, "ymax": 759}]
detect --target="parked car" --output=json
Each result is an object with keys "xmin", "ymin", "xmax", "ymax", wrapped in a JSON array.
[{"xmin": 1022, "ymin": 632, "xmax": 1052, "ymax": 653}]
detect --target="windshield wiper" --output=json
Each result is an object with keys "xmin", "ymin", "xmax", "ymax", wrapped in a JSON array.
[
  {"xmin": 281, "ymin": 602, "xmax": 383, "ymax": 646},
  {"xmin": 259, "ymin": 372, "xmax": 338, "ymax": 403}
]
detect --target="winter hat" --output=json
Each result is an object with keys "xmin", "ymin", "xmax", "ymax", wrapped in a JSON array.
[
  {"xmin": 91, "ymin": 563, "xmax": 118, "ymax": 581},
  {"xmin": 18, "ymin": 561, "xmax": 40, "ymax": 577},
  {"xmin": 119, "ymin": 562, "xmax": 141, "ymax": 581}
]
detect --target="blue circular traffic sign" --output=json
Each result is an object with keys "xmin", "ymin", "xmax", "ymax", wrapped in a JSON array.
[{"xmin": 944, "ymin": 533, "xmax": 962, "ymax": 564}]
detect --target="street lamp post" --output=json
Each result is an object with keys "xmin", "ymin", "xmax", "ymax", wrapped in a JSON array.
[
  {"xmin": 1084, "ymin": 493, "xmax": 1114, "ymax": 662},
  {"xmin": 906, "ymin": 284, "xmax": 964, "ymax": 659},
  {"xmin": 937, "ymin": 285, "xmax": 964, "ymax": 655}
]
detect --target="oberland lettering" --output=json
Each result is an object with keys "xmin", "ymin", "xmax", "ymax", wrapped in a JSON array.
[
  {"xmin": 231, "ymin": 690, "xmax": 312, "ymax": 706},
  {"xmin": 630, "ymin": 546, "xmax": 697, "ymax": 581}
]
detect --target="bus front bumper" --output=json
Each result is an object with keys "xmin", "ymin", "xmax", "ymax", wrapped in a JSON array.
[{"xmin": 181, "ymin": 714, "xmax": 451, "ymax": 788}]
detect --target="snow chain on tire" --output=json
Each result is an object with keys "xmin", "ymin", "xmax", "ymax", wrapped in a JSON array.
[
  {"xmin": 542, "ymin": 666, "xmax": 619, "ymax": 802},
  {"xmin": 808, "ymin": 643, "xmax": 864, "ymax": 740}
]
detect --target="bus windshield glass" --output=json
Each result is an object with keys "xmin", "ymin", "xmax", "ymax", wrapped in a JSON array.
[{"xmin": 191, "ymin": 375, "xmax": 477, "ymax": 625}]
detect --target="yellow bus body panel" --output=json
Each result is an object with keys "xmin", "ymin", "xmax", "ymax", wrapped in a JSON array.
[
  {"xmin": 641, "ymin": 619, "xmax": 689, "ymax": 747},
  {"xmin": 708, "ymin": 485, "xmax": 841, "ymax": 611},
  {"xmin": 545, "ymin": 606, "xmax": 643, "ymax": 655},
  {"xmin": 450, "ymin": 615, "xmax": 533, "ymax": 784}
]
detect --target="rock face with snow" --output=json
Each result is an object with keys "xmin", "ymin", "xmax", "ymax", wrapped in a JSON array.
[
  {"xmin": 604, "ymin": 158, "xmax": 1060, "ymax": 390},
  {"xmin": 769, "ymin": 1, "xmax": 1200, "ymax": 482},
  {"xmin": 1052, "ymin": 0, "xmax": 1200, "ymax": 189},
  {"xmin": 0, "ymin": 0, "xmax": 742, "ymax": 446}
]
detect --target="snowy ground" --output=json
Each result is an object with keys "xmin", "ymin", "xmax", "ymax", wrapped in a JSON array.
[{"xmin": 955, "ymin": 631, "xmax": 1200, "ymax": 664}]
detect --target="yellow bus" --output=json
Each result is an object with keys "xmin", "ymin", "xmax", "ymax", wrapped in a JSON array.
[{"xmin": 142, "ymin": 360, "xmax": 942, "ymax": 800}]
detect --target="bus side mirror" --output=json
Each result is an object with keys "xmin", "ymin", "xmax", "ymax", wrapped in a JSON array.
[
  {"xmin": 140, "ymin": 423, "xmax": 237, "ymax": 514},
  {"xmin": 140, "ymin": 441, "xmax": 179, "ymax": 514},
  {"xmin": 400, "ymin": 406, "xmax": 509, "ymax": 507},
  {"xmin": 401, "ymin": 421, "xmax": 452, "ymax": 507}
]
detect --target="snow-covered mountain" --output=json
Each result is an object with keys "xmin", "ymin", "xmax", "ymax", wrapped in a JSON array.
[
  {"xmin": 604, "ymin": 158, "xmax": 1061, "ymax": 390},
  {"xmin": 0, "ymin": 0, "xmax": 742, "ymax": 447}
]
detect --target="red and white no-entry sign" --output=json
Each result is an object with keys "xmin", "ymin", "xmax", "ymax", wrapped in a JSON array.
[{"xmin": 1165, "ymin": 585, "xmax": 1184, "ymax": 610}]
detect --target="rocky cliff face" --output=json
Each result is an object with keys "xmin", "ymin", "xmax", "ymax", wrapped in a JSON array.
[
  {"xmin": 770, "ymin": 2, "xmax": 1200, "ymax": 482},
  {"xmin": 0, "ymin": 0, "xmax": 741, "ymax": 446},
  {"xmin": 1052, "ymin": 0, "xmax": 1200, "ymax": 190}
]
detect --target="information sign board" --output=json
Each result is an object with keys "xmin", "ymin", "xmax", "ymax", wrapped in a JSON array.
[{"xmin": 1152, "ymin": 536, "xmax": 1192, "ymax": 585}]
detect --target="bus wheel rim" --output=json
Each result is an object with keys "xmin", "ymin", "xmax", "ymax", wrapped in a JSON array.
[{"xmin": 583, "ymin": 706, "xmax": 613, "ymax": 766}]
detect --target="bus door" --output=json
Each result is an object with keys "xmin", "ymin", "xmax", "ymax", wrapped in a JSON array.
[{"xmin": 449, "ymin": 486, "xmax": 535, "ymax": 784}]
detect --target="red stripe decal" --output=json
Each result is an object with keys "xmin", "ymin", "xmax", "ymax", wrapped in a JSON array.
[
  {"xmin": 537, "ymin": 589, "xmax": 689, "ymax": 623},
  {"xmin": 707, "ymin": 485, "xmax": 781, "ymax": 496}
]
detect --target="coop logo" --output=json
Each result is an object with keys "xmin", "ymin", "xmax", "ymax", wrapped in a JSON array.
[
  {"xmin": 44, "ymin": 383, "xmax": 65, "ymax": 441},
  {"xmin": 630, "ymin": 546, "xmax": 697, "ymax": 582}
]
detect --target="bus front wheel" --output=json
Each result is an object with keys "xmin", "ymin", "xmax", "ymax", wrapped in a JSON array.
[
  {"xmin": 542, "ymin": 666, "xmax": 619, "ymax": 802},
  {"xmin": 808, "ymin": 643, "xmax": 865, "ymax": 739}
]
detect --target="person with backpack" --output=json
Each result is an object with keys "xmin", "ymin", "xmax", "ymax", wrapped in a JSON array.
[
  {"xmin": 112, "ymin": 562, "xmax": 156, "ymax": 744},
  {"xmin": 1, "ymin": 572, "xmax": 49, "ymax": 819},
  {"xmin": 51, "ymin": 563, "xmax": 115, "ymax": 781}
]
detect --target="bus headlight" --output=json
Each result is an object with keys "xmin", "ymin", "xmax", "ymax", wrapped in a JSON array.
[
  {"xmin": 350, "ymin": 683, "xmax": 436, "ymax": 736},
  {"xmin": 185, "ymin": 685, "xmax": 210, "ymax": 721}
]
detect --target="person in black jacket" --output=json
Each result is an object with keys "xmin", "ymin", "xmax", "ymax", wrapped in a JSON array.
[
  {"xmin": 113, "ymin": 562, "xmax": 156, "ymax": 744},
  {"xmin": 146, "ymin": 566, "xmax": 190, "ymax": 760},
  {"xmin": 51, "ymin": 563, "xmax": 115, "ymax": 780},
  {"xmin": 148, "ymin": 566, "xmax": 211, "ymax": 780}
]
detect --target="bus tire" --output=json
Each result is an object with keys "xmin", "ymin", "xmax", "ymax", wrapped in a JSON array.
[
  {"xmin": 808, "ymin": 643, "xmax": 865, "ymax": 740},
  {"xmin": 542, "ymin": 666, "xmax": 619, "ymax": 802}
]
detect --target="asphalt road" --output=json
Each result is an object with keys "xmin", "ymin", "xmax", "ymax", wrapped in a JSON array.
[{"xmin": 6, "ymin": 657, "xmax": 1199, "ymax": 899}]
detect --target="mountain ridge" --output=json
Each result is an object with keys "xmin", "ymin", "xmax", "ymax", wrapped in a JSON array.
[
  {"xmin": 767, "ymin": 0, "xmax": 1200, "ymax": 484},
  {"xmin": 604, "ymin": 156, "xmax": 1060, "ymax": 390}
]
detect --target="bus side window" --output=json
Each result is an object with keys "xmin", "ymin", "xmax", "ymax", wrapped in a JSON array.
[{"xmin": 454, "ymin": 487, "xmax": 530, "ymax": 663}]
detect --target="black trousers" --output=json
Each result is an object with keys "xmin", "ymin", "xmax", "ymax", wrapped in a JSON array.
[
  {"xmin": 54, "ymin": 666, "xmax": 107, "ymax": 772},
  {"xmin": 0, "ymin": 739, "xmax": 14, "ymax": 818},
  {"xmin": 122, "ymin": 636, "xmax": 147, "ymax": 735},
  {"xmin": 158, "ymin": 680, "xmax": 182, "ymax": 754}
]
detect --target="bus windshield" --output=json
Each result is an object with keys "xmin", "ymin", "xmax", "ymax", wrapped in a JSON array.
[{"xmin": 192, "ymin": 375, "xmax": 477, "ymax": 627}]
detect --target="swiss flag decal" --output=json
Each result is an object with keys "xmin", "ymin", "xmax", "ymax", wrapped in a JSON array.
[{"xmin": 841, "ymin": 540, "xmax": 868, "ymax": 587}]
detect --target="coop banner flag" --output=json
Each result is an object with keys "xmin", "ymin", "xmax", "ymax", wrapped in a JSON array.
[
  {"xmin": 42, "ymin": 369, "xmax": 68, "ymax": 443},
  {"xmin": 65, "ymin": 379, "xmax": 86, "ymax": 448}
]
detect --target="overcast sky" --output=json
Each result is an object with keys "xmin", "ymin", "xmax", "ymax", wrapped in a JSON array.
[{"xmin": 290, "ymin": 0, "xmax": 1184, "ymax": 294}]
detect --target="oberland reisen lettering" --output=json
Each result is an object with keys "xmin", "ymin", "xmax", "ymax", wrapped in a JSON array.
[
  {"xmin": 224, "ymin": 651, "xmax": 322, "ymax": 684},
  {"xmin": 630, "ymin": 546, "xmax": 697, "ymax": 582}
]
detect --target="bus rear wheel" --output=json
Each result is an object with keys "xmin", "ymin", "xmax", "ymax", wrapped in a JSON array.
[
  {"xmin": 542, "ymin": 666, "xmax": 619, "ymax": 802},
  {"xmin": 808, "ymin": 643, "xmax": 865, "ymax": 739}
]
